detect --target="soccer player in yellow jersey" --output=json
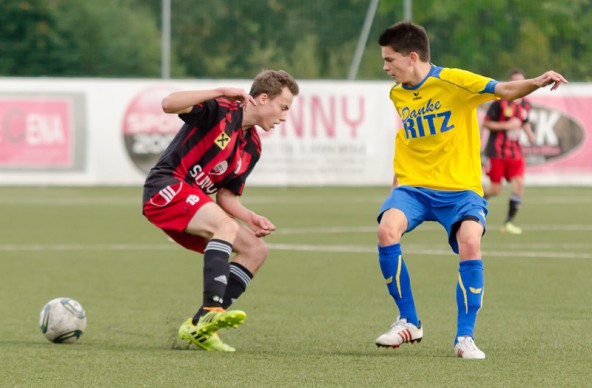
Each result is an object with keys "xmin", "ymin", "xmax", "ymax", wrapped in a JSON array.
[{"xmin": 374, "ymin": 21, "xmax": 567, "ymax": 359}]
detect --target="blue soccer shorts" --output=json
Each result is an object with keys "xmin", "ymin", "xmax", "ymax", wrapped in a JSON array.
[{"xmin": 377, "ymin": 186, "xmax": 488, "ymax": 254}]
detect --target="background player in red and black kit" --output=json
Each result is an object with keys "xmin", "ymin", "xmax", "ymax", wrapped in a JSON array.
[
  {"xmin": 143, "ymin": 70, "xmax": 299, "ymax": 351},
  {"xmin": 482, "ymin": 69, "xmax": 535, "ymax": 235}
]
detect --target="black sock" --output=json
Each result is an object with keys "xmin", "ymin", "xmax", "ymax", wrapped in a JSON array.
[
  {"xmin": 200, "ymin": 239, "xmax": 232, "ymax": 312},
  {"xmin": 221, "ymin": 262, "xmax": 253, "ymax": 309},
  {"xmin": 505, "ymin": 194, "xmax": 522, "ymax": 223}
]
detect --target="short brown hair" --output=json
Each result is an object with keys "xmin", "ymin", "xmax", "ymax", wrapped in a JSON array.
[
  {"xmin": 508, "ymin": 68, "xmax": 525, "ymax": 79},
  {"xmin": 250, "ymin": 70, "xmax": 299, "ymax": 99},
  {"xmin": 378, "ymin": 21, "xmax": 430, "ymax": 62}
]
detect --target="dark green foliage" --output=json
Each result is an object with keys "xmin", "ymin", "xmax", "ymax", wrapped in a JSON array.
[{"xmin": 1, "ymin": 1, "xmax": 591, "ymax": 80}]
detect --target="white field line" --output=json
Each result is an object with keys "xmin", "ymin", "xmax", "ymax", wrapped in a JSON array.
[
  {"xmin": 509, "ymin": 196, "xmax": 592, "ymax": 204},
  {"xmin": 0, "ymin": 196, "xmax": 386, "ymax": 206},
  {"xmin": 275, "ymin": 226, "xmax": 378, "ymax": 234},
  {"xmin": 1, "ymin": 194, "xmax": 592, "ymax": 206},
  {"xmin": 0, "ymin": 242, "xmax": 590, "ymax": 260},
  {"xmin": 0, "ymin": 243, "xmax": 176, "ymax": 251},
  {"xmin": 275, "ymin": 224, "xmax": 592, "ymax": 234},
  {"xmin": 0, "ymin": 197, "xmax": 139, "ymax": 206},
  {"xmin": 267, "ymin": 243, "xmax": 592, "ymax": 259}
]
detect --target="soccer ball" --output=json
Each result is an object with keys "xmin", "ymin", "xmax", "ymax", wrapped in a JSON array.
[{"xmin": 39, "ymin": 297, "xmax": 87, "ymax": 343}]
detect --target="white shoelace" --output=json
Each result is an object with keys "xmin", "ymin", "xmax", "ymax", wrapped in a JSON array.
[
  {"xmin": 460, "ymin": 337, "xmax": 479, "ymax": 351},
  {"xmin": 388, "ymin": 319, "xmax": 408, "ymax": 332}
]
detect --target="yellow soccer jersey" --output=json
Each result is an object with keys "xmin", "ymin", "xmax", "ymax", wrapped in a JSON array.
[{"xmin": 390, "ymin": 65, "xmax": 498, "ymax": 196}]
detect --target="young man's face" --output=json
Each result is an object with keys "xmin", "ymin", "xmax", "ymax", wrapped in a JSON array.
[
  {"xmin": 255, "ymin": 86, "xmax": 294, "ymax": 131},
  {"xmin": 381, "ymin": 46, "xmax": 413, "ymax": 84}
]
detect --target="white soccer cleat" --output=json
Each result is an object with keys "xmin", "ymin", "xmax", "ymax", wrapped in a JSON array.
[
  {"xmin": 375, "ymin": 317, "xmax": 423, "ymax": 348},
  {"xmin": 454, "ymin": 336, "xmax": 486, "ymax": 359}
]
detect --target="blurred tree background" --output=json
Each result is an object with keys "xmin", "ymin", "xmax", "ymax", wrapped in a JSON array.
[{"xmin": 1, "ymin": 0, "xmax": 591, "ymax": 81}]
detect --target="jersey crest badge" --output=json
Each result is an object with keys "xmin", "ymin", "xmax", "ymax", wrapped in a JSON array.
[
  {"xmin": 211, "ymin": 161, "xmax": 228, "ymax": 176},
  {"xmin": 215, "ymin": 132, "xmax": 231, "ymax": 149}
]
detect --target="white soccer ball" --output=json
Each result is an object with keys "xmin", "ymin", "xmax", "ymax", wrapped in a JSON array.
[{"xmin": 39, "ymin": 297, "xmax": 87, "ymax": 343}]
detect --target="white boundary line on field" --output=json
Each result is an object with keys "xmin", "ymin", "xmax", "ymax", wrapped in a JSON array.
[
  {"xmin": 1, "ymin": 194, "xmax": 592, "ymax": 206},
  {"xmin": 274, "ymin": 224, "xmax": 592, "ymax": 234},
  {"xmin": 267, "ymin": 243, "xmax": 592, "ymax": 259},
  {"xmin": 0, "ymin": 197, "xmax": 138, "ymax": 206},
  {"xmin": 0, "ymin": 243, "xmax": 175, "ymax": 251},
  {"xmin": 0, "ymin": 242, "xmax": 590, "ymax": 260}
]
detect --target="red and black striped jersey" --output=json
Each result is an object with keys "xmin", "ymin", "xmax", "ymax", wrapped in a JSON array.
[
  {"xmin": 143, "ymin": 98, "xmax": 261, "ymax": 204},
  {"xmin": 483, "ymin": 98, "xmax": 531, "ymax": 159}
]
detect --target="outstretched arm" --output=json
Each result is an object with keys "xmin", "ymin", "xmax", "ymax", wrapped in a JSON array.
[
  {"xmin": 161, "ymin": 87, "xmax": 257, "ymax": 114},
  {"xmin": 494, "ymin": 71, "xmax": 568, "ymax": 101}
]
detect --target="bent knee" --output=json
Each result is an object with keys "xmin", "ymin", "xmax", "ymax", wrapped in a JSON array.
[
  {"xmin": 457, "ymin": 238, "xmax": 482, "ymax": 259},
  {"xmin": 238, "ymin": 235, "xmax": 269, "ymax": 262},
  {"xmin": 378, "ymin": 223, "xmax": 404, "ymax": 246},
  {"xmin": 252, "ymin": 238, "xmax": 269, "ymax": 261}
]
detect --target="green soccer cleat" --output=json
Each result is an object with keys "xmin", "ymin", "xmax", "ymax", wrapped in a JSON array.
[
  {"xmin": 179, "ymin": 318, "xmax": 236, "ymax": 352},
  {"xmin": 195, "ymin": 308, "xmax": 247, "ymax": 335},
  {"xmin": 501, "ymin": 222, "xmax": 523, "ymax": 235},
  {"xmin": 178, "ymin": 308, "xmax": 246, "ymax": 352}
]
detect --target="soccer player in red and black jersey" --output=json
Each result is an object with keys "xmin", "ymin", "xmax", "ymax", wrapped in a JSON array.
[
  {"xmin": 142, "ymin": 70, "xmax": 299, "ymax": 351},
  {"xmin": 482, "ymin": 69, "xmax": 536, "ymax": 235}
]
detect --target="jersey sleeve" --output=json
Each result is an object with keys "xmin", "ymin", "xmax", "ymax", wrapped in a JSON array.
[
  {"xmin": 440, "ymin": 68, "xmax": 498, "ymax": 107},
  {"xmin": 178, "ymin": 99, "xmax": 221, "ymax": 128}
]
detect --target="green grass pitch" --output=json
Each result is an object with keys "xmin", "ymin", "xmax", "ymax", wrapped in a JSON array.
[{"xmin": 1, "ymin": 186, "xmax": 591, "ymax": 386}]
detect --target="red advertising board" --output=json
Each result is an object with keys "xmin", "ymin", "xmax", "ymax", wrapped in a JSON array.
[{"xmin": 0, "ymin": 98, "xmax": 74, "ymax": 168}]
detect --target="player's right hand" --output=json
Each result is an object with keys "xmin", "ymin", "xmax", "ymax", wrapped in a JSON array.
[{"xmin": 536, "ymin": 71, "xmax": 568, "ymax": 91}]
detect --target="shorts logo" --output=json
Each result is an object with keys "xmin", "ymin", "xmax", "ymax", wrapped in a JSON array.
[
  {"xmin": 150, "ymin": 183, "xmax": 182, "ymax": 207},
  {"xmin": 215, "ymin": 132, "xmax": 231, "ymax": 149},
  {"xmin": 186, "ymin": 195, "xmax": 199, "ymax": 205},
  {"xmin": 469, "ymin": 287, "xmax": 482, "ymax": 294}
]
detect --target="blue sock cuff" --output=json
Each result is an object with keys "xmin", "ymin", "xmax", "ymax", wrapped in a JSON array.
[
  {"xmin": 378, "ymin": 243, "xmax": 401, "ymax": 255},
  {"xmin": 459, "ymin": 259, "xmax": 483, "ymax": 271}
]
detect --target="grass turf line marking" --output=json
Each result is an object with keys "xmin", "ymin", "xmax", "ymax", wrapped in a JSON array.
[
  {"xmin": 267, "ymin": 243, "xmax": 592, "ymax": 259},
  {"xmin": 1, "ymin": 242, "xmax": 590, "ymax": 259},
  {"xmin": 2, "ymin": 194, "xmax": 592, "ymax": 205},
  {"xmin": 275, "ymin": 224, "xmax": 592, "ymax": 234}
]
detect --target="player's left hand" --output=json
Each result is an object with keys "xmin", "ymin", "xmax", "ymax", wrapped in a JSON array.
[{"xmin": 249, "ymin": 214, "xmax": 276, "ymax": 237}]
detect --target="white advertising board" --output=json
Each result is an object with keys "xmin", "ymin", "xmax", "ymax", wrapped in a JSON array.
[{"xmin": 0, "ymin": 77, "xmax": 590, "ymax": 186}]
